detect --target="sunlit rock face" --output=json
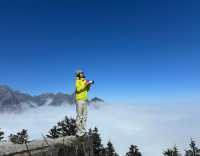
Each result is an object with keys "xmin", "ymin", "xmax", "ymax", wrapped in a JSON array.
[{"xmin": 0, "ymin": 136, "xmax": 93, "ymax": 156}]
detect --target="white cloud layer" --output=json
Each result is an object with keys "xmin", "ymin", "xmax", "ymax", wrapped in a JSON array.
[{"xmin": 0, "ymin": 102, "xmax": 200, "ymax": 156}]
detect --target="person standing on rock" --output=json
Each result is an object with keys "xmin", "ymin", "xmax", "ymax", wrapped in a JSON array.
[{"xmin": 75, "ymin": 70, "xmax": 94, "ymax": 137}]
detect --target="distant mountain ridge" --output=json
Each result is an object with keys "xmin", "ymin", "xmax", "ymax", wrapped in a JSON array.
[{"xmin": 0, "ymin": 85, "xmax": 103, "ymax": 113}]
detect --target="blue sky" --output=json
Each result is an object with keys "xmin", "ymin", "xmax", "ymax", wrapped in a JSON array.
[{"xmin": 0, "ymin": 0, "xmax": 200, "ymax": 102}]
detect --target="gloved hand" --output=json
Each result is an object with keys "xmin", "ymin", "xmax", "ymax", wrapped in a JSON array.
[{"xmin": 87, "ymin": 80, "xmax": 94, "ymax": 85}]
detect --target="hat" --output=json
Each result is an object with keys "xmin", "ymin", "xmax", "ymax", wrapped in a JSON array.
[{"xmin": 75, "ymin": 69, "xmax": 85, "ymax": 77}]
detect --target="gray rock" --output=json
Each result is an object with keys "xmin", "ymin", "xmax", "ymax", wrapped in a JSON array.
[{"xmin": 0, "ymin": 135, "xmax": 93, "ymax": 156}]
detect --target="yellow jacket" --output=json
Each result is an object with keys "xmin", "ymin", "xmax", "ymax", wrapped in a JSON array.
[{"xmin": 75, "ymin": 78, "xmax": 90, "ymax": 101}]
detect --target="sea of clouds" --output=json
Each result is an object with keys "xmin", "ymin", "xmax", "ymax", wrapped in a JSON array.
[{"xmin": 0, "ymin": 101, "xmax": 199, "ymax": 156}]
